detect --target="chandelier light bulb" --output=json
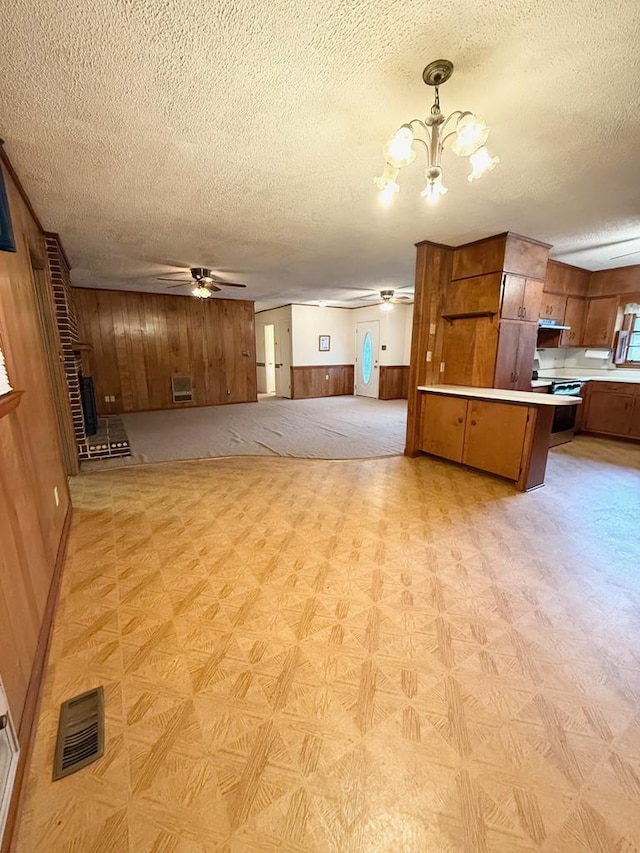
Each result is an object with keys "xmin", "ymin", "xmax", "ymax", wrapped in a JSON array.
[
  {"xmin": 383, "ymin": 127, "xmax": 416, "ymax": 169},
  {"xmin": 380, "ymin": 301, "xmax": 394, "ymax": 312},
  {"xmin": 468, "ymin": 146, "xmax": 500, "ymax": 181},
  {"xmin": 452, "ymin": 115, "xmax": 489, "ymax": 157},
  {"xmin": 421, "ymin": 175, "xmax": 448, "ymax": 203}
]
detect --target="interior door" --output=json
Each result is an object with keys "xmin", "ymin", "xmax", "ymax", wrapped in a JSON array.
[
  {"xmin": 273, "ymin": 321, "xmax": 291, "ymax": 398},
  {"xmin": 264, "ymin": 325, "xmax": 276, "ymax": 393},
  {"xmin": 355, "ymin": 321, "xmax": 380, "ymax": 398}
]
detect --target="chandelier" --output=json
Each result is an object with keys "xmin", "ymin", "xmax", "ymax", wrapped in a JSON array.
[{"xmin": 374, "ymin": 59, "xmax": 499, "ymax": 205}]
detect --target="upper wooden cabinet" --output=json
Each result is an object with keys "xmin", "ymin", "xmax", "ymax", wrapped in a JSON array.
[
  {"xmin": 560, "ymin": 297, "xmax": 586, "ymax": 347},
  {"xmin": 539, "ymin": 293, "xmax": 567, "ymax": 322},
  {"xmin": 581, "ymin": 296, "xmax": 619, "ymax": 348},
  {"xmin": 442, "ymin": 316, "xmax": 498, "ymax": 387},
  {"xmin": 501, "ymin": 274, "xmax": 543, "ymax": 320},
  {"xmin": 451, "ymin": 233, "xmax": 550, "ymax": 281},
  {"xmin": 544, "ymin": 260, "xmax": 590, "ymax": 297}
]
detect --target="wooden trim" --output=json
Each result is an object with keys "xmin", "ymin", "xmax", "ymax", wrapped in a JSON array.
[
  {"xmin": 72, "ymin": 284, "xmax": 253, "ymax": 308},
  {"xmin": 1, "ymin": 504, "xmax": 72, "ymax": 853},
  {"xmin": 292, "ymin": 363, "xmax": 353, "ymax": 370},
  {"xmin": 0, "ymin": 142, "xmax": 45, "ymax": 234},
  {"xmin": 0, "ymin": 390, "xmax": 24, "ymax": 419},
  {"xmin": 421, "ymin": 231, "xmax": 552, "ymax": 252},
  {"xmin": 546, "ymin": 258, "xmax": 590, "ymax": 274},
  {"xmin": 42, "ymin": 232, "xmax": 72, "ymax": 271},
  {"xmin": 414, "ymin": 238, "xmax": 454, "ymax": 250}
]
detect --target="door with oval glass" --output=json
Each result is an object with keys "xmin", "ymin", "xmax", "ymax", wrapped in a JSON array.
[{"xmin": 355, "ymin": 320, "xmax": 380, "ymax": 398}]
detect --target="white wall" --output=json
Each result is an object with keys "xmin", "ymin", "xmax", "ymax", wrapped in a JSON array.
[
  {"xmin": 536, "ymin": 347, "xmax": 640, "ymax": 381},
  {"xmin": 254, "ymin": 305, "xmax": 292, "ymax": 392},
  {"xmin": 352, "ymin": 303, "xmax": 413, "ymax": 366},
  {"xmin": 291, "ymin": 305, "xmax": 355, "ymax": 366}
]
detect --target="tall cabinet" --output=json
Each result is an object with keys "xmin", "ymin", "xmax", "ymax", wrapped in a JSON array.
[{"xmin": 441, "ymin": 233, "xmax": 550, "ymax": 391}]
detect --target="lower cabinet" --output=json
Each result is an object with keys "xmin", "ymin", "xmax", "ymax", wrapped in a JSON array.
[
  {"xmin": 420, "ymin": 394, "xmax": 530, "ymax": 482},
  {"xmin": 582, "ymin": 382, "xmax": 640, "ymax": 439}
]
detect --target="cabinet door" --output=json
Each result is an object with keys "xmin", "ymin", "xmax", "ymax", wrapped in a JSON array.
[
  {"xmin": 463, "ymin": 401, "xmax": 528, "ymax": 481},
  {"xmin": 539, "ymin": 292, "xmax": 567, "ymax": 322},
  {"xmin": 584, "ymin": 389, "xmax": 633, "ymax": 436},
  {"xmin": 522, "ymin": 279, "xmax": 543, "ymax": 321},
  {"xmin": 513, "ymin": 322, "xmax": 538, "ymax": 390},
  {"xmin": 582, "ymin": 297, "xmax": 619, "ymax": 347},
  {"xmin": 420, "ymin": 395, "xmax": 467, "ymax": 461},
  {"xmin": 560, "ymin": 296, "xmax": 586, "ymax": 347},
  {"xmin": 493, "ymin": 320, "xmax": 520, "ymax": 389},
  {"xmin": 629, "ymin": 394, "xmax": 640, "ymax": 439},
  {"xmin": 501, "ymin": 274, "xmax": 526, "ymax": 320}
]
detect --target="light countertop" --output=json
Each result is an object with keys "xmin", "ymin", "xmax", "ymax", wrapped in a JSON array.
[
  {"xmin": 537, "ymin": 372, "xmax": 640, "ymax": 384},
  {"xmin": 418, "ymin": 385, "xmax": 582, "ymax": 406}
]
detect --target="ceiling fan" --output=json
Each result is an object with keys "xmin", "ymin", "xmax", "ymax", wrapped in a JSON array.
[
  {"xmin": 355, "ymin": 289, "xmax": 414, "ymax": 309},
  {"xmin": 157, "ymin": 267, "xmax": 247, "ymax": 298}
]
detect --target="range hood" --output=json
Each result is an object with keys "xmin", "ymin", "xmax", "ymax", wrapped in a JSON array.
[{"xmin": 538, "ymin": 319, "xmax": 571, "ymax": 331}]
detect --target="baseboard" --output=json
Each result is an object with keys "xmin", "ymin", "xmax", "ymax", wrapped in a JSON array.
[{"xmin": 2, "ymin": 504, "xmax": 72, "ymax": 853}]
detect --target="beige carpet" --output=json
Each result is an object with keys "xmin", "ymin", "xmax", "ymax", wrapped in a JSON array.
[{"xmin": 81, "ymin": 396, "xmax": 407, "ymax": 470}]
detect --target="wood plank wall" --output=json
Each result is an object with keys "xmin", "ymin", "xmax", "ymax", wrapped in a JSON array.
[
  {"xmin": 74, "ymin": 288, "xmax": 258, "ymax": 413},
  {"xmin": 290, "ymin": 364, "xmax": 354, "ymax": 399},
  {"xmin": 0, "ymin": 153, "xmax": 72, "ymax": 851},
  {"xmin": 379, "ymin": 365, "xmax": 409, "ymax": 399}
]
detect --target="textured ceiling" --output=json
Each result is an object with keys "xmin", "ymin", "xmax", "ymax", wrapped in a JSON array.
[{"xmin": 2, "ymin": 0, "xmax": 640, "ymax": 309}]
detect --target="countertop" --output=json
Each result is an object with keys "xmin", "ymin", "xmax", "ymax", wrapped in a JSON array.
[
  {"xmin": 418, "ymin": 385, "xmax": 582, "ymax": 406},
  {"xmin": 536, "ymin": 373, "xmax": 640, "ymax": 384}
]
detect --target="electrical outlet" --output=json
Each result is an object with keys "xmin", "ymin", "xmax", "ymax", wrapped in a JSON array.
[
  {"xmin": 110, "ymin": 395, "xmax": 116, "ymax": 402},
  {"xmin": 440, "ymin": 362, "xmax": 446, "ymax": 373},
  {"xmin": 54, "ymin": 486, "xmax": 59, "ymax": 507},
  {"xmin": 426, "ymin": 351, "xmax": 432, "ymax": 362},
  {"xmin": 325, "ymin": 374, "xmax": 329, "ymax": 380},
  {"xmin": 104, "ymin": 395, "xmax": 109, "ymax": 403},
  {"xmin": 429, "ymin": 323, "xmax": 436, "ymax": 336}
]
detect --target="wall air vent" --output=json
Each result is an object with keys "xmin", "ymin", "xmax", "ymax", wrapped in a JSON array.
[
  {"xmin": 171, "ymin": 375, "xmax": 193, "ymax": 403},
  {"xmin": 53, "ymin": 686, "xmax": 104, "ymax": 780}
]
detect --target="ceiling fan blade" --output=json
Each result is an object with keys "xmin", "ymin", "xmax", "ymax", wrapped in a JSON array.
[
  {"xmin": 166, "ymin": 283, "xmax": 190, "ymax": 289},
  {"xmin": 212, "ymin": 281, "xmax": 247, "ymax": 288},
  {"xmin": 157, "ymin": 276, "xmax": 191, "ymax": 282}
]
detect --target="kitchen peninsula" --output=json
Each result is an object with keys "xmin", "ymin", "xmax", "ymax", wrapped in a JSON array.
[{"xmin": 418, "ymin": 385, "xmax": 581, "ymax": 491}]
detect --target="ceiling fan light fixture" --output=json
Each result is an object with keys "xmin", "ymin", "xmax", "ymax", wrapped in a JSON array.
[
  {"xmin": 375, "ymin": 59, "xmax": 499, "ymax": 205},
  {"xmin": 192, "ymin": 285, "xmax": 212, "ymax": 298},
  {"xmin": 380, "ymin": 301, "xmax": 394, "ymax": 312}
]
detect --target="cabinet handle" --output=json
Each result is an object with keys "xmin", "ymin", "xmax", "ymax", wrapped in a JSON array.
[
  {"xmin": 457, "ymin": 417, "xmax": 464, "ymax": 424},
  {"xmin": 471, "ymin": 419, "xmax": 477, "ymax": 426},
  {"xmin": 522, "ymin": 306, "xmax": 526, "ymax": 318},
  {"xmin": 514, "ymin": 372, "xmax": 519, "ymax": 382}
]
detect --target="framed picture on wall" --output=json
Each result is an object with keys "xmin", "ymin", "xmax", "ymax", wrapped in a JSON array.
[
  {"xmin": 319, "ymin": 335, "xmax": 330, "ymax": 352},
  {"xmin": 0, "ymin": 157, "xmax": 16, "ymax": 253}
]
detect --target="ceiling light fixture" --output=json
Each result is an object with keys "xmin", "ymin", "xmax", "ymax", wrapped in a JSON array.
[
  {"xmin": 192, "ymin": 285, "xmax": 212, "ymax": 298},
  {"xmin": 375, "ymin": 59, "xmax": 499, "ymax": 206},
  {"xmin": 380, "ymin": 290, "xmax": 395, "ymax": 311}
]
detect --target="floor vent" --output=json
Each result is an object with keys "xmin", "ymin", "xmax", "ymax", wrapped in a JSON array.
[
  {"xmin": 53, "ymin": 687, "xmax": 104, "ymax": 780},
  {"xmin": 171, "ymin": 375, "xmax": 193, "ymax": 403}
]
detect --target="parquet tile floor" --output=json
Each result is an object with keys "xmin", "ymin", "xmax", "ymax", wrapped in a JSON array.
[{"xmin": 15, "ymin": 436, "xmax": 640, "ymax": 852}]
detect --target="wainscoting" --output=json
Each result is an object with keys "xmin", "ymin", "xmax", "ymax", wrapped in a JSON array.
[
  {"xmin": 290, "ymin": 365, "xmax": 354, "ymax": 399},
  {"xmin": 379, "ymin": 365, "xmax": 409, "ymax": 399},
  {"xmin": 74, "ymin": 288, "xmax": 258, "ymax": 414}
]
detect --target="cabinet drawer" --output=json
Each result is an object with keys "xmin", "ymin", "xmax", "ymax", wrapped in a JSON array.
[{"xmin": 588, "ymin": 382, "xmax": 636, "ymax": 395}]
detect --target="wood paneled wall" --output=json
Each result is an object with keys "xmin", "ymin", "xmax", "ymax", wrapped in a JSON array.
[
  {"xmin": 0, "ymin": 152, "xmax": 71, "ymax": 851},
  {"xmin": 290, "ymin": 364, "xmax": 354, "ymax": 399},
  {"xmin": 74, "ymin": 288, "xmax": 257, "ymax": 413},
  {"xmin": 379, "ymin": 365, "xmax": 409, "ymax": 400}
]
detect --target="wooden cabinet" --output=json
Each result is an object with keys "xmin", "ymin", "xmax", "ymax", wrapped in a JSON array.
[
  {"xmin": 539, "ymin": 293, "xmax": 567, "ymax": 322},
  {"xmin": 420, "ymin": 394, "xmax": 467, "ymax": 461},
  {"xmin": 582, "ymin": 381, "xmax": 640, "ymax": 439},
  {"xmin": 582, "ymin": 297, "xmax": 619, "ymax": 348},
  {"xmin": 464, "ymin": 400, "xmax": 529, "ymax": 481},
  {"xmin": 560, "ymin": 296, "xmax": 586, "ymax": 347},
  {"xmin": 501, "ymin": 274, "xmax": 543, "ymax": 321},
  {"xmin": 494, "ymin": 320, "xmax": 538, "ymax": 391},
  {"xmin": 418, "ymin": 390, "xmax": 555, "ymax": 490}
]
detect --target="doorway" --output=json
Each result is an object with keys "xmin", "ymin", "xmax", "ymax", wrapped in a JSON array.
[
  {"xmin": 274, "ymin": 321, "xmax": 291, "ymax": 398},
  {"xmin": 264, "ymin": 325, "xmax": 276, "ymax": 394},
  {"xmin": 355, "ymin": 320, "xmax": 380, "ymax": 399}
]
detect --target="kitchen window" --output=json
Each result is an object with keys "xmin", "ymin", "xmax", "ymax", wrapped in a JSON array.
[
  {"xmin": 615, "ymin": 305, "xmax": 640, "ymax": 366},
  {"xmin": 626, "ymin": 314, "xmax": 640, "ymax": 363}
]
